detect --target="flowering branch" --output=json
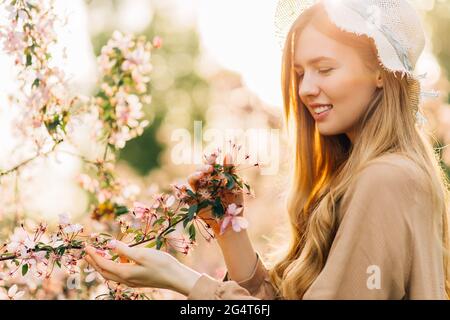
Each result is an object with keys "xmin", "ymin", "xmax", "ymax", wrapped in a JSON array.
[
  {"xmin": 0, "ymin": 139, "xmax": 62, "ymax": 177},
  {"xmin": 0, "ymin": 148, "xmax": 256, "ymax": 299}
]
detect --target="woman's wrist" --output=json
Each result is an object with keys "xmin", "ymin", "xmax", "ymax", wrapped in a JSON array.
[
  {"xmin": 215, "ymin": 229, "xmax": 258, "ymax": 283},
  {"xmin": 168, "ymin": 260, "xmax": 202, "ymax": 296}
]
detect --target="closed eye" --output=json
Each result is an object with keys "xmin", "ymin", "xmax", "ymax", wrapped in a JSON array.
[{"xmin": 319, "ymin": 68, "xmax": 333, "ymax": 75}]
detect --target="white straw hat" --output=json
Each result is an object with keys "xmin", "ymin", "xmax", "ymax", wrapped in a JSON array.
[{"xmin": 274, "ymin": 0, "xmax": 438, "ymax": 125}]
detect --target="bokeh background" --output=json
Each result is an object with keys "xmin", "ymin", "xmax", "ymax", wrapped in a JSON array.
[{"xmin": 0, "ymin": 0, "xmax": 449, "ymax": 299}]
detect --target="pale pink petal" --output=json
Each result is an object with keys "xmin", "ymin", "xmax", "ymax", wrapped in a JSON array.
[
  {"xmin": 231, "ymin": 217, "xmax": 248, "ymax": 232},
  {"xmin": 7, "ymin": 285, "xmax": 17, "ymax": 297},
  {"xmin": 85, "ymin": 272, "xmax": 97, "ymax": 283},
  {"xmin": 13, "ymin": 291, "xmax": 24, "ymax": 299},
  {"xmin": 236, "ymin": 217, "xmax": 248, "ymax": 229},
  {"xmin": 165, "ymin": 195, "xmax": 176, "ymax": 207},
  {"xmin": 231, "ymin": 219, "xmax": 241, "ymax": 232},
  {"xmin": 220, "ymin": 216, "xmax": 232, "ymax": 235},
  {"xmin": 232, "ymin": 206, "xmax": 243, "ymax": 216},
  {"xmin": 133, "ymin": 201, "xmax": 149, "ymax": 215},
  {"xmin": 226, "ymin": 203, "xmax": 238, "ymax": 215}
]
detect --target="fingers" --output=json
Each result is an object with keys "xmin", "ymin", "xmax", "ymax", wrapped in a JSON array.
[
  {"xmin": 223, "ymin": 153, "xmax": 233, "ymax": 167},
  {"xmin": 187, "ymin": 171, "xmax": 204, "ymax": 191},
  {"xmin": 109, "ymin": 240, "xmax": 144, "ymax": 264},
  {"xmin": 85, "ymin": 255, "xmax": 125, "ymax": 284},
  {"xmin": 84, "ymin": 246, "xmax": 130, "ymax": 278}
]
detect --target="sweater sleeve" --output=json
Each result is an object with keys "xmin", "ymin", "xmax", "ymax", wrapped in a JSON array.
[
  {"xmin": 303, "ymin": 160, "xmax": 424, "ymax": 299},
  {"xmin": 187, "ymin": 253, "xmax": 277, "ymax": 300}
]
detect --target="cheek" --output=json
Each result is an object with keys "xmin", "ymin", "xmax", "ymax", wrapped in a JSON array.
[{"xmin": 324, "ymin": 71, "xmax": 376, "ymax": 115}]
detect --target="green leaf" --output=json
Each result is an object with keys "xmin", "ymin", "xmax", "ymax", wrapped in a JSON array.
[
  {"xmin": 198, "ymin": 201, "xmax": 209, "ymax": 210},
  {"xmin": 187, "ymin": 189, "xmax": 196, "ymax": 198},
  {"xmin": 26, "ymin": 53, "xmax": 32, "ymax": 66},
  {"xmin": 115, "ymin": 205, "xmax": 129, "ymax": 216},
  {"xmin": 163, "ymin": 228, "xmax": 176, "ymax": 236},
  {"xmin": 224, "ymin": 173, "xmax": 235, "ymax": 190},
  {"xmin": 22, "ymin": 264, "xmax": 29, "ymax": 276},
  {"xmin": 235, "ymin": 176, "xmax": 243, "ymax": 188},
  {"xmin": 187, "ymin": 204, "xmax": 198, "ymax": 220},
  {"xmin": 99, "ymin": 233, "xmax": 113, "ymax": 238},
  {"xmin": 153, "ymin": 217, "xmax": 165, "ymax": 226},
  {"xmin": 212, "ymin": 197, "xmax": 224, "ymax": 218},
  {"xmin": 156, "ymin": 237, "xmax": 163, "ymax": 250},
  {"xmin": 32, "ymin": 78, "xmax": 40, "ymax": 88},
  {"xmin": 134, "ymin": 233, "xmax": 144, "ymax": 242},
  {"xmin": 56, "ymin": 260, "xmax": 61, "ymax": 268},
  {"xmin": 188, "ymin": 224, "xmax": 196, "ymax": 241},
  {"xmin": 145, "ymin": 241, "xmax": 156, "ymax": 248},
  {"xmin": 183, "ymin": 217, "xmax": 189, "ymax": 229}
]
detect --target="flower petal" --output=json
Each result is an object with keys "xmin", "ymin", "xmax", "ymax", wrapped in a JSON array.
[
  {"xmin": 236, "ymin": 217, "xmax": 249, "ymax": 229},
  {"xmin": 220, "ymin": 216, "xmax": 232, "ymax": 235},
  {"xmin": 7, "ymin": 285, "xmax": 17, "ymax": 297},
  {"xmin": 85, "ymin": 272, "xmax": 97, "ymax": 283}
]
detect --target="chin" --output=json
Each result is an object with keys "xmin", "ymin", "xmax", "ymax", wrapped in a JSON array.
[{"xmin": 316, "ymin": 125, "xmax": 342, "ymax": 137}]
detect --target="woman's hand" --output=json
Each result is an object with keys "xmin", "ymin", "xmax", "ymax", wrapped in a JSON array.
[
  {"xmin": 188, "ymin": 153, "xmax": 244, "ymax": 236},
  {"xmin": 84, "ymin": 240, "xmax": 201, "ymax": 296}
]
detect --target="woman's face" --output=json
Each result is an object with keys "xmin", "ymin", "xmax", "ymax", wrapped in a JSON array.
[{"xmin": 294, "ymin": 22, "xmax": 383, "ymax": 142}]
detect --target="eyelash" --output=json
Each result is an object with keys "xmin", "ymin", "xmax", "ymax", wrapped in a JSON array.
[
  {"xmin": 319, "ymin": 68, "xmax": 333, "ymax": 74},
  {"xmin": 296, "ymin": 68, "xmax": 333, "ymax": 79}
]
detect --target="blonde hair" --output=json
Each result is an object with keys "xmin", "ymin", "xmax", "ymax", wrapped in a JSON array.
[{"xmin": 269, "ymin": 5, "xmax": 450, "ymax": 299}]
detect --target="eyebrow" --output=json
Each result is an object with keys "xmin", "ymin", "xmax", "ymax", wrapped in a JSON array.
[{"xmin": 294, "ymin": 56, "xmax": 336, "ymax": 69}]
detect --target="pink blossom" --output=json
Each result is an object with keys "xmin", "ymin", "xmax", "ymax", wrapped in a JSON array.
[
  {"xmin": 63, "ymin": 224, "xmax": 83, "ymax": 234},
  {"xmin": 204, "ymin": 152, "xmax": 219, "ymax": 165},
  {"xmin": 165, "ymin": 195, "xmax": 176, "ymax": 208},
  {"xmin": 115, "ymin": 92, "xmax": 144, "ymax": 128},
  {"xmin": 197, "ymin": 189, "xmax": 211, "ymax": 201},
  {"xmin": 0, "ymin": 285, "xmax": 25, "ymax": 300},
  {"xmin": 171, "ymin": 183, "xmax": 191, "ymax": 201},
  {"xmin": 58, "ymin": 212, "xmax": 71, "ymax": 225},
  {"xmin": 133, "ymin": 202, "xmax": 150, "ymax": 219},
  {"xmin": 77, "ymin": 174, "xmax": 99, "ymax": 193},
  {"xmin": 152, "ymin": 36, "xmax": 162, "ymax": 49},
  {"xmin": 220, "ymin": 204, "xmax": 248, "ymax": 235},
  {"xmin": 199, "ymin": 164, "xmax": 214, "ymax": 174},
  {"xmin": 6, "ymin": 228, "xmax": 35, "ymax": 258}
]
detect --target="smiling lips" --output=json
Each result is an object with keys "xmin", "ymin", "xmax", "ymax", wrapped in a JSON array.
[
  {"xmin": 312, "ymin": 104, "xmax": 333, "ymax": 114},
  {"xmin": 308, "ymin": 103, "xmax": 333, "ymax": 121}
]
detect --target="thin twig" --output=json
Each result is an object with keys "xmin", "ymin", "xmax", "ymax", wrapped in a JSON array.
[
  {"xmin": 0, "ymin": 215, "xmax": 190, "ymax": 261},
  {"xmin": 0, "ymin": 140, "xmax": 62, "ymax": 177}
]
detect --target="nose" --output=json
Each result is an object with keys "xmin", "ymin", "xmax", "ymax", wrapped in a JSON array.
[{"xmin": 298, "ymin": 72, "xmax": 320, "ymax": 99}]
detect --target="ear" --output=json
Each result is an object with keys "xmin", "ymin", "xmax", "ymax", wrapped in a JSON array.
[{"xmin": 375, "ymin": 70, "xmax": 383, "ymax": 88}]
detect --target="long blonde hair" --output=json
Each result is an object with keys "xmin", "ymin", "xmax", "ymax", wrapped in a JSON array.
[{"xmin": 269, "ymin": 5, "xmax": 450, "ymax": 299}]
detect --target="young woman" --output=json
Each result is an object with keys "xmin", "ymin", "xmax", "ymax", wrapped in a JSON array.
[{"xmin": 85, "ymin": 0, "xmax": 450, "ymax": 299}]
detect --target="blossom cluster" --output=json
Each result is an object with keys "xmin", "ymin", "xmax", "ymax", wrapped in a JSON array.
[
  {"xmin": 76, "ymin": 161, "xmax": 140, "ymax": 222},
  {"xmin": 0, "ymin": 0, "xmax": 73, "ymax": 142},
  {"xmin": 87, "ymin": 31, "xmax": 161, "ymax": 149}
]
